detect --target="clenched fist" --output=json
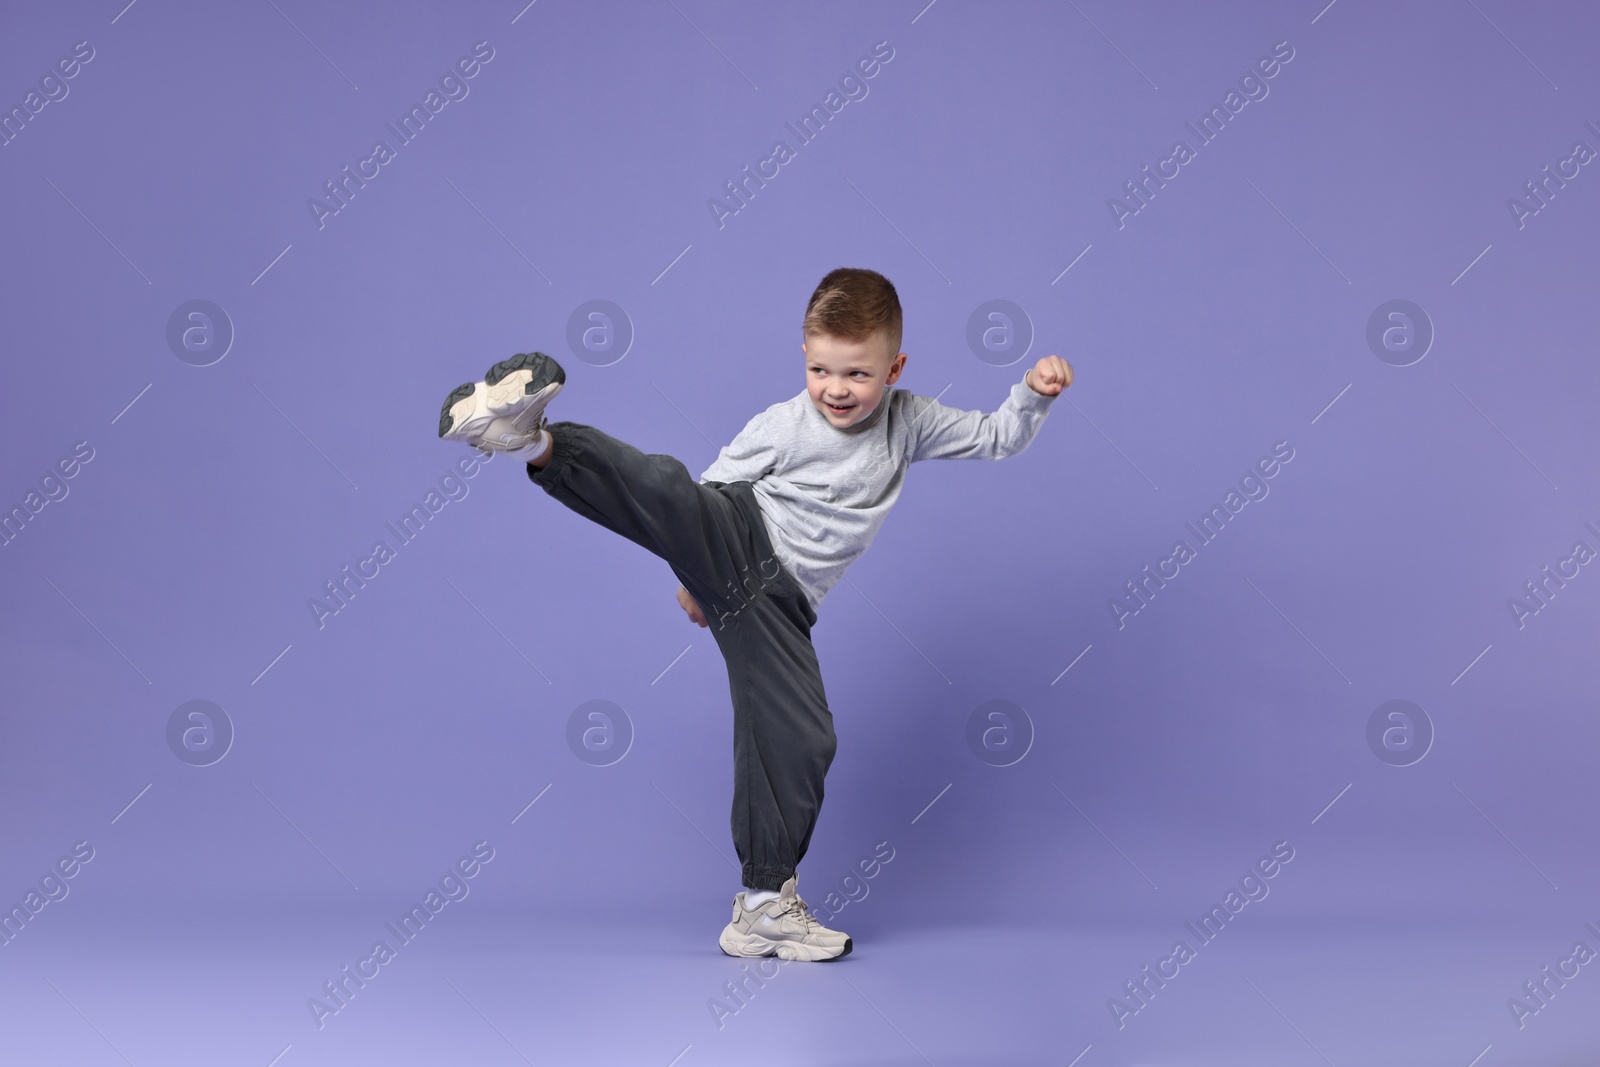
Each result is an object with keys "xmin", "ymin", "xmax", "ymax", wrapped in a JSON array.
[
  {"xmin": 676, "ymin": 584, "xmax": 707, "ymax": 628},
  {"xmin": 1025, "ymin": 355, "xmax": 1073, "ymax": 396}
]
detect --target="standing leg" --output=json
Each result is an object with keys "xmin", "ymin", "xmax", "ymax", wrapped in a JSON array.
[{"xmin": 706, "ymin": 529, "xmax": 836, "ymax": 893}]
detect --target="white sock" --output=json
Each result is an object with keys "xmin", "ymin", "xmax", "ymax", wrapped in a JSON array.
[
  {"xmin": 503, "ymin": 428, "xmax": 550, "ymax": 465},
  {"xmin": 743, "ymin": 887, "xmax": 779, "ymax": 908}
]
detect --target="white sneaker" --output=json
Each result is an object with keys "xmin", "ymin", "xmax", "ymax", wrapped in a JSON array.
[
  {"xmin": 438, "ymin": 351, "xmax": 565, "ymax": 451},
  {"xmin": 717, "ymin": 875, "xmax": 852, "ymax": 961}
]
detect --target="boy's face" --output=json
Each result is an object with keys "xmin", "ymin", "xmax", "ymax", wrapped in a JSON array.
[{"xmin": 802, "ymin": 329, "xmax": 907, "ymax": 429}]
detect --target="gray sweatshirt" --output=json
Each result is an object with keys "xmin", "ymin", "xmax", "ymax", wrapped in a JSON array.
[{"xmin": 698, "ymin": 371, "xmax": 1057, "ymax": 610}]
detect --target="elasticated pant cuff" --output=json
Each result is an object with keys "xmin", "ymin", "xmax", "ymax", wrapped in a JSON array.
[
  {"xmin": 524, "ymin": 422, "xmax": 578, "ymax": 487},
  {"xmin": 742, "ymin": 866, "xmax": 794, "ymax": 893}
]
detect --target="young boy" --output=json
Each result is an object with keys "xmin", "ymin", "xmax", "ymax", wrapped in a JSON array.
[{"xmin": 437, "ymin": 268, "xmax": 1072, "ymax": 961}]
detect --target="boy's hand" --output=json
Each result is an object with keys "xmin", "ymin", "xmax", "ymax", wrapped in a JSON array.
[
  {"xmin": 1025, "ymin": 355, "xmax": 1073, "ymax": 396},
  {"xmin": 676, "ymin": 584, "xmax": 708, "ymax": 628}
]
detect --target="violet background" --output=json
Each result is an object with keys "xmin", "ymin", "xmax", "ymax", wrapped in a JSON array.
[{"xmin": 2, "ymin": 1, "xmax": 1597, "ymax": 1064}]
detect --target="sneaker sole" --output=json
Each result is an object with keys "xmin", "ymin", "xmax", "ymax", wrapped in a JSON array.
[
  {"xmin": 718, "ymin": 928, "xmax": 852, "ymax": 962},
  {"xmin": 478, "ymin": 352, "xmax": 565, "ymax": 450},
  {"xmin": 485, "ymin": 351, "xmax": 565, "ymax": 408},
  {"xmin": 437, "ymin": 382, "xmax": 480, "ymax": 439},
  {"xmin": 437, "ymin": 352, "xmax": 567, "ymax": 444}
]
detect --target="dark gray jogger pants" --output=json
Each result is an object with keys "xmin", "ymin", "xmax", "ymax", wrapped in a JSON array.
[{"xmin": 525, "ymin": 421, "xmax": 837, "ymax": 892}]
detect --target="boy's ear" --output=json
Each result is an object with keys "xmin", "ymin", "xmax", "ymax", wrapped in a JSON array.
[{"xmin": 886, "ymin": 351, "xmax": 907, "ymax": 384}]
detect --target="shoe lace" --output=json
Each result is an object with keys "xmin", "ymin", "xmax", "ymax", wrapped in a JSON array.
[{"xmin": 782, "ymin": 893, "xmax": 824, "ymax": 932}]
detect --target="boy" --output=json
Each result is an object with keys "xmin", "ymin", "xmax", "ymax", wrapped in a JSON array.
[{"xmin": 437, "ymin": 268, "xmax": 1072, "ymax": 961}]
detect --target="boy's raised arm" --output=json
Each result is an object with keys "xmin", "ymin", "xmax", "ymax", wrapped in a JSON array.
[{"xmin": 908, "ymin": 355, "xmax": 1071, "ymax": 463}]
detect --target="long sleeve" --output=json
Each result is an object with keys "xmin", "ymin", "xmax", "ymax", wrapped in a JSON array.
[
  {"xmin": 907, "ymin": 372, "xmax": 1057, "ymax": 463},
  {"xmin": 699, "ymin": 408, "xmax": 782, "ymax": 485}
]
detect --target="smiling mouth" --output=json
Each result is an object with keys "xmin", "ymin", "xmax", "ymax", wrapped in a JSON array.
[{"xmin": 825, "ymin": 401, "xmax": 854, "ymax": 413}]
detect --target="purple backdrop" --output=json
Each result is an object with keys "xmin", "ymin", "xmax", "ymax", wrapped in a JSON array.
[{"xmin": 3, "ymin": 1, "xmax": 1598, "ymax": 1063}]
